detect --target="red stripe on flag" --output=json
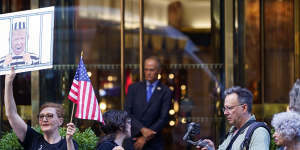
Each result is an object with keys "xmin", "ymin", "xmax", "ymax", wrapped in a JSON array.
[
  {"xmin": 70, "ymin": 88, "xmax": 78, "ymax": 95},
  {"xmin": 72, "ymin": 83, "xmax": 79, "ymax": 89},
  {"xmin": 86, "ymin": 85, "xmax": 92, "ymax": 119},
  {"xmin": 68, "ymin": 95, "xmax": 77, "ymax": 103},
  {"xmin": 75, "ymin": 100, "xmax": 80, "ymax": 118},
  {"xmin": 80, "ymin": 81, "xmax": 86, "ymax": 119},
  {"xmin": 91, "ymin": 96, "xmax": 97, "ymax": 120},
  {"xmin": 98, "ymin": 108, "xmax": 101, "ymax": 121}
]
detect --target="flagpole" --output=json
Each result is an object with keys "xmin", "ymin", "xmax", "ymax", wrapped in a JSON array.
[
  {"xmin": 70, "ymin": 103, "xmax": 75, "ymax": 123},
  {"xmin": 70, "ymin": 51, "xmax": 84, "ymax": 123}
]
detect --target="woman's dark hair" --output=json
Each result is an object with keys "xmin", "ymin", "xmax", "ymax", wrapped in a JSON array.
[{"xmin": 98, "ymin": 110, "xmax": 130, "ymax": 145}]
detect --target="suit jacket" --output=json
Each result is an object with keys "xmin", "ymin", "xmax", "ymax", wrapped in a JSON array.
[{"xmin": 125, "ymin": 80, "xmax": 172, "ymax": 150}]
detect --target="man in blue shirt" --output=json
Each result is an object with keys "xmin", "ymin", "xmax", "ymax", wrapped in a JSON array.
[{"xmin": 125, "ymin": 56, "xmax": 172, "ymax": 150}]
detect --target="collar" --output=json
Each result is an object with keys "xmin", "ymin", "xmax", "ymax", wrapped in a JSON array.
[
  {"xmin": 146, "ymin": 80, "xmax": 159, "ymax": 87},
  {"xmin": 229, "ymin": 115, "xmax": 256, "ymax": 134}
]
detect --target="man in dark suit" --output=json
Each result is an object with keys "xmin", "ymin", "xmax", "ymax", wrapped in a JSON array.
[{"xmin": 125, "ymin": 56, "xmax": 172, "ymax": 150}]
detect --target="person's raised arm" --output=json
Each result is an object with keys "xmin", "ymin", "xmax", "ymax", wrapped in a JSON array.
[{"xmin": 4, "ymin": 68, "xmax": 27, "ymax": 142}]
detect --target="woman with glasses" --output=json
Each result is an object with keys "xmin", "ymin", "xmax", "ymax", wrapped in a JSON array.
[
  {"xmin": 4, "ymin": 68, "xmax": 78, "ymax": 150},
  {"xmin": 97, "ymin": 110, "xmax": 131, "ymax": 150},
  {"xmin": 271, "ymin": 111, "xmax": 300, "ymax": 150}
]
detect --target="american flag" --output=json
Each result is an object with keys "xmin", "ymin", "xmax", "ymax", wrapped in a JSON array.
[{"xmin": 68, "ymin": 57, "xmax": 103, "ymax": 123}]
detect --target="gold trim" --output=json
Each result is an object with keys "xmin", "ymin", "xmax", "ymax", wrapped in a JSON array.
[
  {"xmin": 139, "ymin": 0, "xmax": 144, "ymax": 81},
  {"xmin": 180, "ymin": 27, "xmax": 211, "ymax": 33},
  {"xmin": 31, "ymin": 71, "xmax": 39, "ymax": 125},
  {"xmin": 225, "ymin": 0, "xmax": 234, "ymax": 88},
  {"xmin": 120, "ymin": 0, "xmax": 125, "ymax": 109},
  {"xmin": 260, "ymin": 0, "xmax": 265, "ymax": 107},
  {"xmin": 295, "ymin": 0, "xmax": 300, "ymax": 79}
]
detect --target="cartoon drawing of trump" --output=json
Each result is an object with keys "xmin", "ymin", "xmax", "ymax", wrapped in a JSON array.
[{"xmin": 0, "ymin": 21, "xmax": 39, "ymax": 68}]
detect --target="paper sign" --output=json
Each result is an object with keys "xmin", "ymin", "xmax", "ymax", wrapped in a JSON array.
[{"xmin": 0, "ymin": 6, "xmax": 54, "ymax": 75}]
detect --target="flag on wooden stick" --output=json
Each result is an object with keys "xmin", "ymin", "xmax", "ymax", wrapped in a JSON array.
[{"xmin": 68, "ymin": 56, "xmax": 103, "ymax": 123}]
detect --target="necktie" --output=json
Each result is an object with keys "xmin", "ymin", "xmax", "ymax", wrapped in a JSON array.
[{"xmin": 147, "ymin": 84, "xmax": 153, "ymax": 102}]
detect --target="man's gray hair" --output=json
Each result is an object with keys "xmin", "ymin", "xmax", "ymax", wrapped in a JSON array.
[
  {"xmin": 224, "ymin": 86, "xmax": 253, "ymax": 113},
  {"xmin": 271, "ymin": 111, "xmax": 300, "ymax": 141},
  {"xmin": 289, "ymin": 79, "xmax": 300, "ymax": 113},
  {"xmin": 145, "ymin": 56, "xmax": 161, "ymax": 69}
]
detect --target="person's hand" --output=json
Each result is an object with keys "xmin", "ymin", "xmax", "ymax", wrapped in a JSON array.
[
  {"xmin": 112, "ymin": 146, "xmax": 124, "ymax": 150},
  {"xmin": 196, "ymin": 139, "xmax": 215, "ymax": 150},
  {"xmin": 4, "ymin": 55, "xmax": 12, "ymax": 66},
  {"xmin": 133, "ymin": 136, "xmax": 146, "ymax": 150},
  {"xmin": 140, "ymin": 127, "xmax": 156, "ymax": 140},
  {"xmin": 66, "ymin": 123, "xmax": 76, "ymax": 141},
  {"xmin": 5, "ymin": 67, "xmax": 16, "ymax": 84},
  {"xmin": 23, "ymin": 53, "xmax": 32, "ymax": 64}
]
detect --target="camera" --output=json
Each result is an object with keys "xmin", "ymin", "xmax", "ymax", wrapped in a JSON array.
[{"xmin": 182, "ymin": 122, "xmax": 213, "ymax": 150}]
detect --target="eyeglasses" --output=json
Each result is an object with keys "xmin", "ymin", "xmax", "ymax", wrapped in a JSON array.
[
  {"xmin": 38, "ymin": 113, "xmax": 54, "ymax": 121},
  {"xmin": 222, "ymin": 104, "xmax": 244, "ymax": 112}
]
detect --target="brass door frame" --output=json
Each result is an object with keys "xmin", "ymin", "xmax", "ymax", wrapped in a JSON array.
[
  {"xmin": 260, "ymin": 0, "xmax": 265, "ymax": 105},
  {"xmin": 295, "ymin": 0, "xmax": 300, "ymax": 80},
  {"xmin": 30, "ymin": 0, "xmax": 39, "ymax": 126},
  {"xmin": 120, "ymin": 0, "xmax": 125, "ymax": 109},
  {"xmin": 120, "ymin": 0, "xmax": 144, "ymax": 108},
  {"xmin": 225, "ymin": 0, "xmax": 234, "ymax": 88},
  {"xmin": 139, "ymin": 0, "xmax": 144, "ymax": 81}
]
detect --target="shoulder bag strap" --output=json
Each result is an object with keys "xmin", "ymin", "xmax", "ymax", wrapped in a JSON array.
[{"xmin": 225, "ymin": 120, "xmax": 256, "ymax": 150}]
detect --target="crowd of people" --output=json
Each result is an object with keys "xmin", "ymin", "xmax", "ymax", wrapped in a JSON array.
[
  {"xmin": 5, "ymin": 67, "xmax": 77, "ymax": 150},
  {"xmin": 197, "ymin": 80, "xmax": 300, "ymax": 150},
  {"xmin": 4, "ymin": 56, "xmax": 171, "ymax": 150},
  {"xmin": 3, "ymin": 56, "xmax": 300, "ymax": 150}
]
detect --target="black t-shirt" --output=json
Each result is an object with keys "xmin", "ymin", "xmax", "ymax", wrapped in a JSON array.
[
  {"xmin": 20, "ymin": 125, "xmax": 79, "ymax": 150},
  {"xmin": 96, "ymin": 140, "xmax": 118, "ymax": 150}
]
